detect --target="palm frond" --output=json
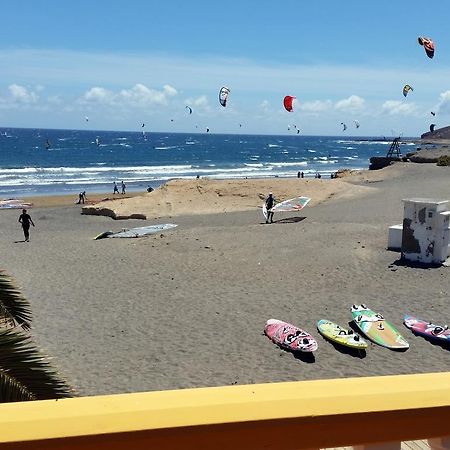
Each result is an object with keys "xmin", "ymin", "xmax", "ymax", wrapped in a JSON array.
[
  {"xmin": 0, "ymin": 271, "xmax": 32, "ymax": 330},
  {"xmin": 0, "ymin": 328, "xmax": 74, "ymax": 402}
]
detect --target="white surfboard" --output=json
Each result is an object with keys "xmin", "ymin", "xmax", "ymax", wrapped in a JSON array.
[{"xmin": 106, "ymin": 224, "xmax": 178, "ymax": 238}]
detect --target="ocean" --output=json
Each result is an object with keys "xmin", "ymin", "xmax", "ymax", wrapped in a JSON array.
[{"xmin": 0, "ymin": 128, "xmax": 416, "ymax": 197}]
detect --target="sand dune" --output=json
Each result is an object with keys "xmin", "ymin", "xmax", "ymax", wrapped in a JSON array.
[{"xmin": 81, "ymin": 177, "xmax": 376, "ymax": 219}]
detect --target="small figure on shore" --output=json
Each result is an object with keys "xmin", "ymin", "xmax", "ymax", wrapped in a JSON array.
[
  {"xmin": 76, "ymin": 191, "xmax": 87, "ymax": 204},
  {"xmin": 113, "ymin": 182, "xmax": 119, "ymax": 195},
  {"xmin": 265, "ymin": 192, "xmax": 275, "ymax": 224},
  {"xmin": 301, "ymin": 171, "xmax": 304, "ymax": 178},
  {"xmin": 18, "ymin": 208, "xmax": 35, "ymax": 242},
  {"xmin": 147, "ymin": 185, "xmax": 154, "ymax": 193},
  {"xmin": 297, "ymin": 171, "xmax": 301, "ymax": 178},
  {"xmin": 196, "ymin": 174, "xmax": 200, "ymax": 179},
  {"xmin": 121, "ymin": 180, "xmax": 126, "ymax": 194}
]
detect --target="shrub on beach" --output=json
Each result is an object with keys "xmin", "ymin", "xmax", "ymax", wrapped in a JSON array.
[{"xmin": 437, "ymin": 155, "xmax": 450, "ymax": 166}]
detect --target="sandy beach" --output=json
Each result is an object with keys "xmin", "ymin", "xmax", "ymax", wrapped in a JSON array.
[{"xmin": 1, "ymin": 163, "xmax": 450, "ymax": 397}]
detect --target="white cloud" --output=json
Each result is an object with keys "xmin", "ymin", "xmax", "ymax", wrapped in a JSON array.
[
  {"xmin": 80, "ymin": 83, "xmax": 178, "ymax": 107},
  {"xmin": 436, "ymin": 90, "xmax": 450, "ymax": 115},
  {"xmin": 382, "ymin": 100, "xmax": 417, "ymax": 115},
  {"xmin": 334, "ymin": 95, "xmax": 365, "ymax": 112},
  {"xmin": 192, "ymin": 95, "xmax": 209, "ymax": 108},
  {"xmin": 83, "ymin": 86, "xmax": 114, "ymax": 102},
  {"xmin": 300, "ymin": 99, "xmax": 332, "ymax": 113},
  {"xmin": 8, "ymin": 84, "xmax": 38, "ymax": 103},
  {"xmin": 259, "ymin": 99, "xmax": 270, "ymax": 113}
]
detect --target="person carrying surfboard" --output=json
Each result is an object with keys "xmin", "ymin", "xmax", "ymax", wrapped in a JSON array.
[{"xmin": 265, "ymin": 192, "xmax": 275, "ymax": 224}]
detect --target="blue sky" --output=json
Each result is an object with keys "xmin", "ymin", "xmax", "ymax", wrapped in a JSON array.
[{"xmin": 0, "ymin": 0, "xmax": 449, "ymax": 136}]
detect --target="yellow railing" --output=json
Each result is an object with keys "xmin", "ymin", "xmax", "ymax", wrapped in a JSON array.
[{"xmin": 0, "ymin": 372, "xmax": 450, "ymax": 450}]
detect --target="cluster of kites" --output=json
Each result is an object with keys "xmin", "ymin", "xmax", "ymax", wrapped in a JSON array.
[
  {"xmin": 213, "ymin": 37, "xmax": 437, "ymax": 134},
  {"xmin": 85, "ymin": 36, "xmax": 437, "ymax": 136},
  {"xmin": 402, "ymin": 36, "xmax": 436, "ymax": 132}
]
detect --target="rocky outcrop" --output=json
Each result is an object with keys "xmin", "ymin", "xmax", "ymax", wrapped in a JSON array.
[
  {"xmin": 421, "ymin": 125, "xmax": 450, "ymax": 140},
  {"xmin": 369, "ymin": 156, "xmax": 402, "ymax": 170},
  {"xmin": 81, "ymin": 206, "xmax": 146, "ymax": 220}
]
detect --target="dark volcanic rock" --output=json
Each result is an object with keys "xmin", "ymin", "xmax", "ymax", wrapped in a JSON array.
[{"xmin": 421, "ymin": 125, "xmax": 450, "ymax": 140}]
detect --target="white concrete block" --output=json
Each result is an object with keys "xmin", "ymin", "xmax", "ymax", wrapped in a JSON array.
[{"xmin": 388, "ymin": 224, "xmax": 403, "ymax": 250}]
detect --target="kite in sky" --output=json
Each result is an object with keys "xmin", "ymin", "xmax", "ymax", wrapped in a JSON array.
[
  {"xmin": 403, "ymin": 84, "xmax": 414, "ymax": 97},
  {"xmin": 283, "ymin": 95, "xmax": 295, "ymax": 112},
  {"xmin": 354, "ymin": 120, "xmax": 360, "ymax": 129},
  {"xmin": 219, "ymin": 87, "xmax": 230, "ymax": 107},
  {"xmin": 185, "ymin": 106, "xmax": 193, "ymax": 114},
  {"xmin": 341, "ymin": 122, "xmax": 347, "ymax": 132},
  {"xmin": 418, "ymin": 36, "xmax": 434, "ymax": 59}
]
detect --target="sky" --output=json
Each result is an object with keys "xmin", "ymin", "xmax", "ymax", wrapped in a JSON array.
[{"xmin": 0, "ymin": 0, "xmax": 449, "ymax": 136}]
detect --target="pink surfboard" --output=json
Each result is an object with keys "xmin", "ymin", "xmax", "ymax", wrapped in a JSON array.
[
  {"xmin": 264, "ymin": 319, "xmax": 318, "ymax": 352},
  {"xmin": 404, "ymin": 315, "xmax": 450, "ymax": 343}
]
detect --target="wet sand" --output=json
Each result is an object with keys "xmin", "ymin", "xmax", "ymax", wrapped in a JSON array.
[{"xmin": 1, "ymin": 163, "xmax": 449, "ymax": 396}]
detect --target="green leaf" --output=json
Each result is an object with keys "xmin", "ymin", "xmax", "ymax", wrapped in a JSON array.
[
  {"xmin": 0, "ymin": 328, "xmax": 74, "ymax": 402},
  {"xmin": 0, "ymin": 271, "xmax": 32, "ymax": 330}
]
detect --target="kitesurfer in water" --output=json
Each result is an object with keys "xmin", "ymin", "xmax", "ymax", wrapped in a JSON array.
[
  {"xmin": 265, "ymin": 192, "xmax": 275, "ymax": 224},
  {"xmin": 18, "ymin": 209, "xmax": 35, "ymax": 242}
]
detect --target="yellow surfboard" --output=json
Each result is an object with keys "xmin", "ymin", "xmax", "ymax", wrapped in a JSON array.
[{"xmin": 317, "ymin": 319, "xmax": 368, "ymax": 349}]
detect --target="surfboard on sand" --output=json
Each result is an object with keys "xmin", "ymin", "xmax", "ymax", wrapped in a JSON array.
[
  {"xmin": 93, "ymin": 231, "xmax": 114, "ymax": 240},
  {"xmin": 109, "ymin": 224, "xmax": 178, "ymax": 238},
  {"xmin": 317, "ymin": 319, "xmax": 368, "ymax": 349},
  {"xmin": 404, "ymin": 315, "xmax": 450, "ymax": 343},
  {"xmin": 0, "ymin": 199, "xmax": 33, "ymax": 209},
  {"xmin": 264, "ymin": 319, "xmax": 318, "ymax": 352},
  {"xmin": 351, "ymin": 305, "xmax": 409, "ymax": 349}
]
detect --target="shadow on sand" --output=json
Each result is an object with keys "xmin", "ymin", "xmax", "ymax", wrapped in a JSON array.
[
  {"xmin": 318, "ymin": 334, "xmax": 366, "ymax": 359},
  {"xmin": 273, "ymin": 344, "xmax": 316, "ymax": 363},
  {"xmin": 293, "ymin": 351, "xmax": 316, "ymax": 364},
  {"xmin": 406, "ymin": 330, "xmax": 450, "ymax": 351},
  {"xmin": 391, "ymin": 257, "xmax": 442, "ymax": 270},
  {"xmin": 260, "ymin": 216, "xmax": 307, "ymax": 225}
]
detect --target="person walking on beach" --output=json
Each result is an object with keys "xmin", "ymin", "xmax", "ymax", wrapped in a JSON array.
[
  {"xmin": 18, "ymin": 209, "xmax": 35, "ymax": 242},
  {"xmin": 121, "ymin": 180, "xmax": 126, "ymax": 194},
  {"xmin": 265, "ymin": 192, "xmax": 275, "ymax": 224},
  {"xmin": 113, "ymin": 182, "xmax": 119, "ymax": 194}
]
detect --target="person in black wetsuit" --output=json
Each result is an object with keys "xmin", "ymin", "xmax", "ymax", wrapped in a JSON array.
[
  {"xmin": 265, "ymin": 192, "xmax": 275, "ymax": 224},
  {"xmin": 18, "ymin": 209, "xmax": 35, "ymax": 242}
]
